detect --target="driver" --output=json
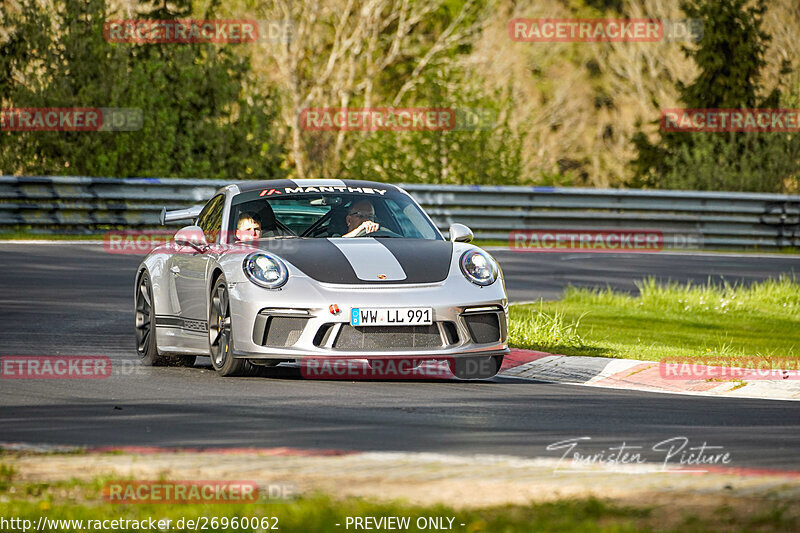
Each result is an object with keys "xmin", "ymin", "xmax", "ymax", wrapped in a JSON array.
[
  {"xmin": 235, "ymin": 212, "xmax": 261, "ymax": 242},
  {"xmin": 343, "ymin": 200, "xmax": 380, "ymax": 238}
]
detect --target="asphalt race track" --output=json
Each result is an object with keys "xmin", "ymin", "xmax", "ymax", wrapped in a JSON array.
[
  {"xmin": 1, "ymin": 242, "xmax": 799, "ymax": 470},
  {"xmin": 491, "ymin": 248, "xmax": 800, "ymax": 301}
]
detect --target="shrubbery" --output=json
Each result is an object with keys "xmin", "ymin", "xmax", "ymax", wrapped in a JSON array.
[{"xmin": 0, "ymin": 0, "xmax": 286, "ymax": 179}]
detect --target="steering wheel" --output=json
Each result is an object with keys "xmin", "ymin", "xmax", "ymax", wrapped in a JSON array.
[{"xmin": 365, "ymin": 228, "xmax": 402, "ymax": 238}]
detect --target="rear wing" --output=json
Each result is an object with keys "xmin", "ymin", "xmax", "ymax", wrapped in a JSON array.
[{"xmin": 160, "ymin": 205, "xmax": 204, "ymax": 225}]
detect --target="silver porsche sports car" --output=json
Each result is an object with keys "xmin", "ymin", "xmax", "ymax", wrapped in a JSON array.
[{"xmin": 135, "ymin": 179, "xmax": 508, "ymax": 378}]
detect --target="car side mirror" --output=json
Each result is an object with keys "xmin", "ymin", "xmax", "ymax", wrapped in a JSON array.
[
  {"xmin": 449, "ymin": 223, "xmax": 473, "ymax": 243},
  {"xmin": 174, "ymin": 225, "xmax": 208, "ymax": 251}
]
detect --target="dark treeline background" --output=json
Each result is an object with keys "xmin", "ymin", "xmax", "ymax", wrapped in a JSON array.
[{"xmin": 1, "ymin": 0, "xmax": 798, "ymax": 192}]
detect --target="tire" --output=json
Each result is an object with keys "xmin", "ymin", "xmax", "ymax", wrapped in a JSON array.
[
  {"xmin": 448, "ymin": 355, "xmax": 504, "ymax": 379},
  {"xmin": 208, "ymin": 275, "xmax": 261, "ymax": 377},
  {"xmin": 136, "ymin": 271, "xmax": 196, "ymax": 367}
]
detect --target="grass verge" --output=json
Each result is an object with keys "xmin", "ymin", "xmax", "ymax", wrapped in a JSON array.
[
  {"xmin": 508, "ymin": 276, "xmax": 800, "ymax": 365},
  {"xmin": 0, "ymin": 474, "xmax": 797, "ymax": 533}
]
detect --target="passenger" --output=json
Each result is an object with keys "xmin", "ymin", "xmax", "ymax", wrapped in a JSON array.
[{"xmin": 235, "ymin": 212, "xmax": 262, "ymax": 242}]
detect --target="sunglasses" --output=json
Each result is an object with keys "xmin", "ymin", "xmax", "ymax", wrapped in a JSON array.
[{"xmin": 348, "ymin": 211, "xmax": 374, "ymax": 220}]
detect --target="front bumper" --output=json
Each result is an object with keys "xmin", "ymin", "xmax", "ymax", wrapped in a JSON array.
[{"xmin": 228, "ymin": 277, "xmax": 508, "ymax": 361}]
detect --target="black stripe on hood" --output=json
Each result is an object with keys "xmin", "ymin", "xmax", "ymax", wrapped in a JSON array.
[
  {"xmin": 375, "ymin": 238, "xmax": 452, "ymax": 283},
  {"xmin": 253, "ymin": 238, "xmax": 452, "ymax": 284},
  {"xmin": 255, "ymin": 238, "xmax": 358, "ymax": 283}
]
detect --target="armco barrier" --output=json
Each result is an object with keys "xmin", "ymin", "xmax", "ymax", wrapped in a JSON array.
[{"xmin": 0, "ymin": 176, "xmax": 798, "ymax": 249}]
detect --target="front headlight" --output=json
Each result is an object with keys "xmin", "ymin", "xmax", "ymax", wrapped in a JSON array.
[
  {"xmin": 243, "ymin": 252, "xmax": 288, "ymax": 289},
  {"xmin": 460, "ymin": 250, "xmax": 499, "ymax": 286}
]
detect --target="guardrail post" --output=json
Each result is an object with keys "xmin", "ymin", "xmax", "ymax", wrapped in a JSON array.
[{"xmin": 761, "ymin": 201, "xmax": 800, "ymax": 249}]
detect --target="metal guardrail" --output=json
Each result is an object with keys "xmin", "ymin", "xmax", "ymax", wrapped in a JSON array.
[{"xmin": 1, "ymin": 176, "xmax": 798, "ymax": 249}]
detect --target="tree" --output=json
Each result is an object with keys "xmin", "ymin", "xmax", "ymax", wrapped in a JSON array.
[
  {"xmin": 252, "ymin": 0, "xmax": 492, "ymax": 179},
  {"xmin": 630, "ymin": 0, "xmax": 799, "ymax": 192},
  {"xmin": 344, "ymin": 63, "xmax": 523, "ymax": 185},
  {"xmin": 0, "ymin": 0, "xmax": 286, "ymax": 179}
]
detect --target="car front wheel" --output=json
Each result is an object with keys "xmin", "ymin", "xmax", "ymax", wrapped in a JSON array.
[{"xmin": 208, "ymin": 275, "xmax": 259, "ymax": 377}]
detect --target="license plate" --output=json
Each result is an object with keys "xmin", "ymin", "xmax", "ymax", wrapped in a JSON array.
[{"xmin": 350, "ymin": 307, "xmax": 432, "ymax": 326}]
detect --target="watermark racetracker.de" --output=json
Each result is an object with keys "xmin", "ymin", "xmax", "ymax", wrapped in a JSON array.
[
  {"xmin": 0, "ymin": 108, "xmax": 142, "ymax": 132},
  {"xmin": 300, "ymin": 358, "xmax": 454, "ymax": 380},
  {"xmin": 103, "ymin": 230, "xmax": 301, "ymax": 255},
  {"xmin": 659, "ymin": 358, "xmax": 800, "ymax": 380},
  {"xmin": 300, "ymin": 108, "xmax": 456, "ymax": 132},
  {"xmin": 103, "ymin": 481, "xmax": 259, "ymax": 504},
  {"xmin": 509, "ymin": 18, "xmax": 703, "ymax": 43},
  {"xmin": 452, "ymin": 107, "xmax": 498, "ymax": 131},
  {"xmin": 0, "ymin": 516, "xmax": 280, "ymax": 531},
  {"xmin": 0, "ymin": 356, "xmax": 168, "ymax": 379},
  {"xmin": 103, "ymin": 19, "xmax": 293, "ymax": 44},
  {"xmin": 102, "ymin": 480, "xmax": 297, "ymax": 504},
  {"xmin": 299, "ymin": 107, "xmax": 498, "ymax": 132},
  {"xmin": 1, "ymin": 356, "xmax": 112, "ymax": 379},
  {"xmin": 509, "ymin": 229, "xmax": 702, "ymax": 252},
  {"xmin": 661, "ymin": 108, "xmax": 800, "ymax": 132}
]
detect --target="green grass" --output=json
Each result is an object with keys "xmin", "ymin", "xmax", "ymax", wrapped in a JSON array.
[
  {"xmin": 0, "ymin": 476, "xmax": 796, "ymax": 533},
  {"xmin": 508, "ymin": 276, "xmax": 800, "ymax": 365},
  {"xmin": 0, "ymin": 496, "xmax": 650, "ymax": 533},
  {"xmin": 0, "ymin": 463, "xmax": 16, "ymax": 492}
]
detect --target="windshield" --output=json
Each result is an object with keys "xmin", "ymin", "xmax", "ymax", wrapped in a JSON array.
[{"xmin": 227, "ymin": 188, "xmax": 442, "ymax": 243}]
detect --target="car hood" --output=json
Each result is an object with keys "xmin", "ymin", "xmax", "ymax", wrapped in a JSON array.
[{"xmin": 253, "ymin": 237, "xmax": 453, "ymax": 284}]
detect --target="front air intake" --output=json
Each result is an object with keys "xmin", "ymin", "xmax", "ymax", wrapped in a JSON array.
[
  {"xmin": 264, "ymin": 317, "xmax": 307, "ymax": 347},
  {"xmin": 463, "ymin": 313, "xmax": 501, "ymax": 344},
  {"xmin": 333, "ymin": 325, "xmax": 443, "ymax": 350},
  {"xmin": 253, "ymin": 312, "xmax": 309, "ymax": 347}
]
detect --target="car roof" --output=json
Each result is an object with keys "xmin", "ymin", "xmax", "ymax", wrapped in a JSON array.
[{"xmin": 233, "ymin": 178, "xmax": 404, "ymax": 193}]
